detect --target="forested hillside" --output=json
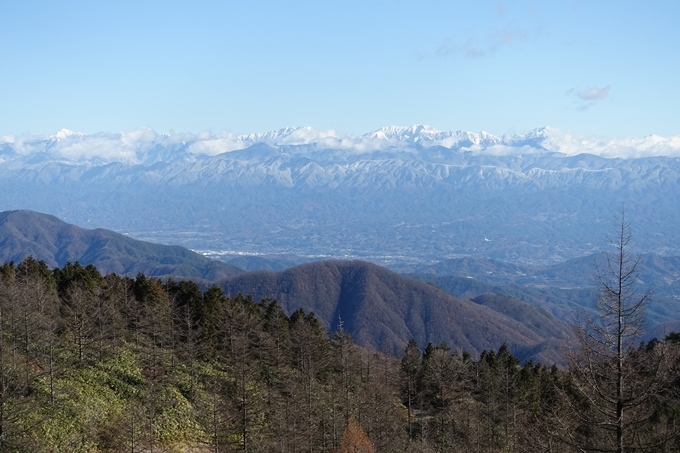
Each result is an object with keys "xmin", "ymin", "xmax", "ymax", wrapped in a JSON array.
[
  {"xmin": 218, "ymin": 260, "xmax": 572, "ymax": 361},
  {"xmin": 2, "ymin": 257, "xmax": 680, "ymax": 452}
]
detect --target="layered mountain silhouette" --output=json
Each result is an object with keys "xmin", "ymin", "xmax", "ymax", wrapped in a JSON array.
[
  {"xmin": 0, "ymin": 210, "xmax": 242, "ymax": 280},
  {"xmin": 219, "ymin": 260, "xmax": 573, "ymax": 362},
  {"xmin": 414, "ymin": 254, "xmax": 680, "ymax": 296},
  {"xmin": 0, "ymin": 210, "xmax": 575, "ymax": 363},
  {"xmin": 409, "ymin": 255, "xmax": 680, "ymax": 328}
]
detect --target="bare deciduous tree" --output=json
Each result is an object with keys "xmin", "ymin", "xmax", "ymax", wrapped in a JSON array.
[{"xmin": 565, "ymin": 212, "xmax": 680, "ymax": 452}]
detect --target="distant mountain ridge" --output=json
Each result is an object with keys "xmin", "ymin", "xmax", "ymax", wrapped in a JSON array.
[
  {"xmin": 2, "ymin": 126, "xmax": 680, "ymax": 264},
  {"xmin": 3, "ymin": 125, "xmax": 679, "ymax": 164},
  {"xmin": 0, "ymin": 210, "xmax": 242, "ymax": 280},
  {"xmin": 407, "ymin": 254, "xmax": 680, "ymax": 337},
  {"xmin": 412, "ymin": 254, "xmax": 680, "ymax": 298}
]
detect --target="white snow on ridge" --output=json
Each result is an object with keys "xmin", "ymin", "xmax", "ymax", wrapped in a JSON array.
[
  {"xmin": 1, "ymin": 125, "xmax": 680, "ymax": 164},
  {"xmin": 366, "ymin": 124, "xmax": 447, "ymax": 141},
  {"xmin": 51, "ymin": 128, "xmax": 84, "ymax": 141}
]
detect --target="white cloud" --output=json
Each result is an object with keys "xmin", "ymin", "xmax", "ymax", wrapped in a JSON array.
[
  {"xmin": 0, "ymin": 133, "xmax": 35, "ymax": 155},
  {"xmin": 567, "ymin": 85, "xmax": 611, "ymax": 111},
  {"xmin": 186, "ymin": 134, "xmax": 245, "ymax": 155},
  {"xmin": 0, "ymin": 134, "xmax": 16, "ymax": 145},
  {"xmin": 436, "ymin": 26, "xmax": 527, "ymax": 58},
  {"xmin": 2, "ymin": 125, "xmax": 680, "ymax": 163},
  {"xmin": 184, "ymin": 127, "xmax": 352, "ymax": 156},
  {"xmin": 534, "ymin": 128, "xmax": 680, "ymax": 158},
  {"xmin": 576, "ymin": 85, "xmax": 610, "ymax": 101},
  {"xmin": 489, "ymin": 28, "xmax": 527, "ymax": 52}
]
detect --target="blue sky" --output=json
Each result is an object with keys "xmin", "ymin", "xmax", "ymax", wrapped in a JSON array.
[{"xmin": 1, "ymin": 1, "xmax": 678, "ymax": 138}]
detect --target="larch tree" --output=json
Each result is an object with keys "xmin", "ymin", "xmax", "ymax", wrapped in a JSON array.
[
  {"xmin": 334, "ymin": 419, "xmax": 374, "ymax": 453},
  {"xmin": 564, "ymin": 212, "xmax": 680, "ymax": 452},
  {"xmin": 400, "ymin": 339, "xmax": 421, "ymax": 440}
]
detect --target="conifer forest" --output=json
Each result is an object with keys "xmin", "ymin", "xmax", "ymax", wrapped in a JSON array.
[{"xmin": 1, "ymin": 249, "xmax": 680, "ymax": 452}]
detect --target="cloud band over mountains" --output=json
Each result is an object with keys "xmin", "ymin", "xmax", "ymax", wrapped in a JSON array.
[{"xmin": 2, "ymin": 125, "xmax": 680, "ymax": 164}]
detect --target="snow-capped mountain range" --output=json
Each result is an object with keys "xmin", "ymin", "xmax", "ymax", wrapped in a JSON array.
[
  {"xmin": 2, "ymin": 125, "xmax": 680, "ymax": 166},
  {"xmin": 1, "ymin": 125, "xmax": 680, "ymax": 265}
]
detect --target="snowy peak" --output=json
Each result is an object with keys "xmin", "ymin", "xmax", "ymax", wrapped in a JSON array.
[
  {"xmin": 363, "ymin": 125, "xmax": 510, "ymax": 151},
  {"xmin": 50, "ymin": 128, "xmax": 84, "ymax": 141},
  {"xmin": 366, "ymin": 124, "xmax": 445, "ymax": 141},
  {"xmin": 242, "ymin": 126, "xmax": 312, "ymax": 142},
  {"xmin": 364, "ymin": 124, "xmax": 488, "ymax": 144},
  {"xmin": 2, "ymin": 126, "xmax": 680, "ymax": 165},
  {"xmin": 238, "ymin": 126, "xmax": 341, "ymax": 147}
]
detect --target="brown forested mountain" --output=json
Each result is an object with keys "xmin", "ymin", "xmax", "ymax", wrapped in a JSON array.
[
  {"xmin": 0, "ymin": 210, "xmax": 242, "ymax": 280},
  {"xmin": 469, "ymin": 293, "xmax": 575, "ymax": 365},
  {"xmin": 218, "ymin": 260, "xmax": 573, "ymax": 362}
]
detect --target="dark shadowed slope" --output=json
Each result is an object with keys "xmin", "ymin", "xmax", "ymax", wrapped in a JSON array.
[
  {"xmin": 470, "ymin": 293, "xmax": 575, "ymax": 365},
  {"xmin": 219, "ymin": 260, "xmax": 572, "ymax": 361},
  {"xmin": 0, "ymin": 210, "xmax": 242, "ymax": 280},
  {"xmin": 470, "ymin": 293, "xmax": 575, "ymax": 341}
]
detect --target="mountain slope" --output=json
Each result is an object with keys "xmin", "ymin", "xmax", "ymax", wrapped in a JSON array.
[
  {"xmin": 0, "ymin": 210, "xmax": 242, "ymax": 280},
  {"xmin": 469, "ymin": 293, "xmax": 575, "ymax": 365},
  {"xmin": 415, "ymin": 253, "xmax": 680, "ymax": 296},
  {"xmin": 409, "ymin": 256, "xmax": 680, "ymax": 333},
  {"xmin": 219, "ymin": 260, "xmax": 572, "ymax": 362},
  {"xmin": 408, "ymin": 273, "xmax": 597, "ymax": 321}
]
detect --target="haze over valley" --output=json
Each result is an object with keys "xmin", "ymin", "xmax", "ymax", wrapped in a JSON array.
[{"xmin": 2, "ymin": 125, "xmax": 680, "ymax": 267}]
